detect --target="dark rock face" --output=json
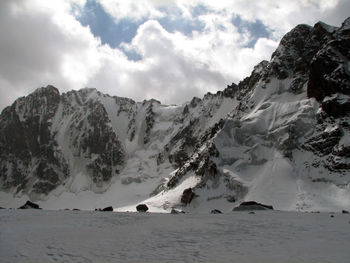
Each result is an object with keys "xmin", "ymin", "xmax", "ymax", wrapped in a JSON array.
[
  {"xmin": 223, "ymin": 83, "xmax": 238, "ymax": 98},
  {"xmin": 308, "ymin": 19, "xmax": 350, "ymax": 103},
  {"xmin": 136, "ymin": 204, "xmax": 149, "ymax": 212},
  {"xmin": 64, "ymin": 91, "xmax": 125, "ymax": 187},
  {"xmin": 19, "ymin": 200, "xmax": 41, "ymax": 209},
  {"xmin": 233, "ymin": 201, "xmax": 273, "ymax": 211},
  {"xmin": 0, "ymin": 87, "xmax": 127, "ymax": 196},
  {"xmin": 268, "ymin": 22, "xmax": 334, "ymax": 82},
  {"xmin": 166, "ymin": 141, "xmax": 220, "ymax": 190},
  {"xmin": 302, "ymin": 123, "xmax": 350, "ymax": 171},
  {"xmin": 303, "ymin": 127, "xmax": 342, "ymax": 156},
  {"xmin": 181, "ymin": 188, "xmax": 195, "ymax": 205},
  {"xmin": 210, "ymin": 209, "xmax": 223, "ymax": 214},
  {"xmin": 143, "ymin": 100, "xmax": 157, "ymax": 145},
  {"xmin": 0, "ymin": 86, "xmax": 69, "ymax": 195},
  {"xmin": 167, "ymin": 119, "xmax": 199, "ymax": 168},
  {"xmin": 321, "ymin": 95, "xmax": 350, "ymax": 118},
  {"xmin": 274, "ymin": 25, "xmax": 312, "ymax": 77}
]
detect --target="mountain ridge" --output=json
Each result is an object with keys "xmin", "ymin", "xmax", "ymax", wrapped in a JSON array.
[{"xmin": 1, "ymin": 17, "xmax": 349, "ymax": 212}]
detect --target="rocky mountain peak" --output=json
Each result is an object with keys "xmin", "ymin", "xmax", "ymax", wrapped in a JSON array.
[
  {"xmin": 32, "ymin": 85, "xmax": 60, "ymax": 96},
  {"xmin": 340, "ymin": 17, "xmax": 350, "ymax": 30},
  {"xmin": 152, "ymin": 17, "xmax": 350, "ymax": 212},
  {"xmin": 307, "ymin": 19, "xmax": 350, "ymax": 104},
  {"xmin": 268, "ymin": 21, "xmax": 339, "ymax": 82}
]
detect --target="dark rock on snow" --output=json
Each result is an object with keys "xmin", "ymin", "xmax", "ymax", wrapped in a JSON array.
[
  {"xmin": 181, "ymin": 188, "xmax": 195, "ymax": 205},
  {"xmin": 342, "ymin": 210, "xmax": 349, "ymax": 214},
  {"xmin": 136, "ymin": 204, "xmax": 149, "ymax": 212},
  {"xmin": 233, "ymin": 201, "xmax": 274, "ymax": 211},
  {"xmin": 19, "ymin": 200, "xmax": 41, "ymax": 209},
  {"xmin": 210, "ymin": 209, "xmax": 223, "ymax": 214},
  {"xmin": 96, "ymin": 206, "xmax": 113, "ymax": 211}
]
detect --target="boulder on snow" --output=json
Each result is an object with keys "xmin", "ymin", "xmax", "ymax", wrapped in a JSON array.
[
  {"xmin": 136, "ymin": 204, "xmax": 149, "ymax": 212},
  {"xmin": 233, "ymin": 201, "xmax": 273, "ymax": 211},
  {"xmin": 226, "ymin": 196, "xmax": 236, "ymax": 203},
  {"xmin": 210, "ymin": 209, "xmax": 223, "ymax": 214},
  {"xmin": 19, "ymin": 200, "xmax": 41, "ymax": 209},
  {"xmin": 102, "ymin": 206, "xmax": 113, "ymax": 211},
  {"xmin": 181, "ymin": 188, "xmax": 195, "ymax": 205},
  {"xmin": 342, "ymin": 210, "xmax": 349, "ymax": 214},
  {"xmin": 95, "ymin": 206, "xmax": 114, "ymax": 212}
]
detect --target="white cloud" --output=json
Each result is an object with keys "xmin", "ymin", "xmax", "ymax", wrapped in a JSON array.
[
  {"xmin": 0, "ymin": 0, "xmax": 348, "ymax": 111},
  {"xmin": 0, "ymin": 0, "xmax": 101, "ymax": 106},
  {"xmin": 97, "ymin": 0, "xmax": 347, "ymax": 37},
  {"xmin": 88, "ymin": 18, "xmax": 277, "ymax": 104},
  {"xmin": 89, "ymin": 20, "xmax": 229, "ymax": 103}
]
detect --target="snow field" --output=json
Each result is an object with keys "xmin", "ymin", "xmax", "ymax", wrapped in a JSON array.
[{"xmin": 1, "ymin": 209, "xmax": 349, "ymax": 263}]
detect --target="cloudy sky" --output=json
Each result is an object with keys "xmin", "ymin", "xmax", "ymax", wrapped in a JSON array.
[{"xmin": 0, "ymin": 0, "xmax": 349, "ymax": 110}]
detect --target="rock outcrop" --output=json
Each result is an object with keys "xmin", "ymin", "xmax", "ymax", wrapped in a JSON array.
[
  {"xmin": 233, "ymin": 201, "xmax": 274, "ymax": 211},
  {"xmin": 19, "ymin": 200, "xmax": 41, "ymax": 209}
]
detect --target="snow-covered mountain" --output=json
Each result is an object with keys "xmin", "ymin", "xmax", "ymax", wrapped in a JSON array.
[{"xmin": 1, "ymin": 18, "xmax": 349, "ymax": 212}]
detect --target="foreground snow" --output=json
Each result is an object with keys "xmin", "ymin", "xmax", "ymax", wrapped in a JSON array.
[{"xmin": 1, "ymin": 210, "xmax": 349, "ymax": 263}]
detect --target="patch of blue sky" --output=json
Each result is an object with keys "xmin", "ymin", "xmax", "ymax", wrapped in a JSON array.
[
  {"xmin": 157, "ymin": 16, "xmax": 205, "ymax": 36},
  {"xmin": 70, "ymin": 1, "xmax": 206, "ymax": 59},
  {"xmin": 71, "ymin": 0, "xmax": 143, "ymax": 60},
  {"xmin": 232, "ymin": 15, "xmax": 272, "ymax": 48},
  {"xmin": 156, "ymin": 6, "xmax": 205, "ymax": 36},
  {"xmin": 190, "ymin": 4, "xmax": 211, "ymax": 16},
  {"xmin": 120, "ymin": 47, "xmax": 142, "ymax": 61}
]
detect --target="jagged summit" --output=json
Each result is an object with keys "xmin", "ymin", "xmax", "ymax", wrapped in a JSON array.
[
  {"xmin": 32, "ymin": 85, "xmax": 60, "ymax": 95},
  {"xmin": 0, "ymin": 18, "xmax": 349, "ymax": 212}
]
